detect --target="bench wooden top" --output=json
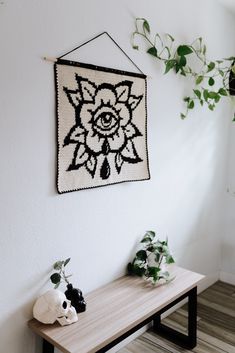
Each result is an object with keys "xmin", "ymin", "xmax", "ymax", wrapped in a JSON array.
[{"xmin": 28, "ymin": 266, "xmax": 204, "ymax": 353}]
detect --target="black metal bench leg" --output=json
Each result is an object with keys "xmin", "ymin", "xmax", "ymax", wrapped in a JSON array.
[
  {"xmin": 153, "ymin": 286, "xmax": 197, "ymax": 349},
  {"xmin": 43, "ymin": 339, "xmax": 54, "ymax": 353},
  {"xmin": 188, "ymin": 286, "xmax": 197, "ymax": 347}
]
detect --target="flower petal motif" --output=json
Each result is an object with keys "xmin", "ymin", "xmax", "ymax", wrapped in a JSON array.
[
  {"xmin": 121, "ymin": 140, "xmax": 142, "ymax": 163},
  {"xmin": 85, "ymin": 155, "xmax": 97, "ymax": 178},
  {"xmin": 115, "ymin": 152, "xmax": 124, "ymax": 174},
  {"xmin": 63, "ymin": 87, "xmax": 82, "ymax": 108},
  {"xmin": 107, "ymin": 128, "xmax": 125, "ymax": 151},
  {"xmin": 68, "ymin": 144, "xmax": 89, "ymax": 171},
  {"xmin": 115, "ymin": 81, "xmax": 132, "ymax": 102},
  {"xmin": 115, "ymin": 103, "xmax": 131, "ymax": 127},
  {"xmin": 64, "ymin": 126, "xmax": 85, "ymax": 145},
  {"xmin": 86, "ymin": 131, "xmax": 104, "ymax": 154},
  {"xmin": 77, "ymin": 77, "xmax": 96, "ymax": 102},
  {"xmin": 128, "ymin": 95, "xmax": 143, "ymax": 110},
  {"xmin": 124, "ymin": 123, "xmax": 142, "ymax": 139},
  {"xmin": 93, "ymin": 85, "xmax": 116, "ymax": 108},
  {"xmin": 79, "ymin": 103, "xmax": 96, "ymax": 131}
]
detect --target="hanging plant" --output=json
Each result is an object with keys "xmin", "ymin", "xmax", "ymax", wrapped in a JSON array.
[
  {"xmin": 127, "ymin": 231, "xmax": 175, "ymax": 285},
  {"xmin": 132, "ymin": 18, "xmax": 235, "ymax": 120}
]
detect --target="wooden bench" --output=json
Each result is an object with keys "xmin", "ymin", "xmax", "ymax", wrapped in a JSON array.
[{"xmin": 28, "ymin": 266, "xmax": 204, "ymax": 353}]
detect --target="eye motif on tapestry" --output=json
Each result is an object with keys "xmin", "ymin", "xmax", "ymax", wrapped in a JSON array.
[{"xmin": 55, "ymin": 61, "xmax": 150, "ymax": 193}]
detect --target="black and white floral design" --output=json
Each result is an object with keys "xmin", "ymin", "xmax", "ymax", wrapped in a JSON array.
[{"xmin": 63, "ymin": 75, "xmax": 143, "ymax": 180}]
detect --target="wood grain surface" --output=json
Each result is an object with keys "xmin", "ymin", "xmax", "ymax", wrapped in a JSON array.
[
  {"xmin": 119, "ymin": 281, "xmax": 235, "ymax": 353},
  {"xmin": 28, "ymin": 266, "xmax": 204, "ymax": 353}
]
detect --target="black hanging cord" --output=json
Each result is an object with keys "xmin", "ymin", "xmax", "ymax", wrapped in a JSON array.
[{"xmin": 58, "ymin": 31, "xmax": 144, "ymax": 75}]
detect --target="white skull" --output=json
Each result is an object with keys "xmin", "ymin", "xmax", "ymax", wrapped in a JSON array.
[{"xmin": 33, "ymin": 289, "xmax": 78, "ymax": 326}]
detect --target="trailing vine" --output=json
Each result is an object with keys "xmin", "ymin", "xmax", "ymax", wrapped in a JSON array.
[{"xmin": 132, "ymin": 18, "xmax": 235, "ymax": 120}]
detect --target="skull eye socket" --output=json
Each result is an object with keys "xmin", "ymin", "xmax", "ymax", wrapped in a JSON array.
[{"xmin": 62, "ymin": 301, "xmax": 67, "ymax": 309}]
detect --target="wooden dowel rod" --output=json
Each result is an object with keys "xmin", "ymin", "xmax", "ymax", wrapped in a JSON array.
[{"xmin": 43, "ymin": 56, "xmax": 57, "ymax": 63}]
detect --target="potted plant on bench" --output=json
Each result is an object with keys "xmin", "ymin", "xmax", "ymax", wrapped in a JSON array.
[{"xmin": 127, "ymin": 230, "xmax": 175, "ymax": 284}]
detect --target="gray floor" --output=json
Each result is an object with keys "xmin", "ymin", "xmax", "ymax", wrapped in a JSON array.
[{"xmin": 119, "ymin": 281, "xmax": 235, "ymax": 353}]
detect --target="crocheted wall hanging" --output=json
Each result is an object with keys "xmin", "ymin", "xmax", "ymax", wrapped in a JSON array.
[{"xmin": 54, "ymin": 33, "xmax": 150, "ymax": 193}]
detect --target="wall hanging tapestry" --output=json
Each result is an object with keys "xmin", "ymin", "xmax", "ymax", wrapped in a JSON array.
[{"xmin": 54, "ymin": 33, "xmax": 150, "ymax": 193}]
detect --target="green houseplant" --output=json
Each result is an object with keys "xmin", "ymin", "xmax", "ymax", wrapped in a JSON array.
[
  {"xmin": 127, "ymin": 231, "xmax": 175, "ymax": 285},
  {"xmin": 50, "ymin": 258, "xmax": 72, "ymax": 289},
  {"xmin": 132, "ymin": 18, "xmax": 235, "ymax": 119},
  {"xmin": 50, "ymin": 258, "xmax": 86, "ymax": 313}
]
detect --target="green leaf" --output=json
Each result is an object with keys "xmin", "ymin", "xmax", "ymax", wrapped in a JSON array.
[
  {"xmin": 233, "ymin": 113, "xmax": 235, "ymax": 122},
  {"xmin": 50, "ymin": 273, "xmax": 61, "ymax": 284},
  {"xmin": 200, "ymin": 100, "xmax": 204, "ymax": 106},
  {"xmin": 64, "ymin": 258, "xmax": 71, "ymax": 267},
  {"xmin": 132, "ymin": 264, "xmax": 146, "ymax": 277},
  {"xmin": 175, "ymin": 63, "xmax": 180, "ymax": 73},
  {"xmin": 214, "ymin": 94, "xmax": 221, "ymax": 103},
  {"xmin": 183, "ymin": 96, "xmax": 190, "ymax": 102},
  {"xmin": 177, "ymin": 45, "xmax": 193, "ymax": 56},
  {"xmin": 164, "ymin": 46, "xmax": 171, "ymax": 59},
  {"xmin": 219, "ymin": 70, "xmax": 224, "ymax": 77},
  {"xmin": 132, "ymin": 45, "xmax": 139, "ymax": 50},
  {"xmin": 164, "ymin": 59, "xmax": 176, "ymax": 74},
  {"xmin": 193, "ymin": 89, "xmax": 201, "ymax": 99},
  {"xmin": 147, "ymin": 46, "xmax": 158, "ymax": 57},
  {"xmin": 148, "ymin": 266, "xmax": 161, "ymax": 273},
  {"xmin": 136, "ymin": 250, "xmax": 147, "ymax": 261},
  {"xmin": 166, "ymin": 33, "xmax": 174, "ymax": 42},
  {"xmin": 143, "ymin": 19, "xmax": 150, "ymax": 33},
  {"xmin": 180, "ymin": 113, "xmax": 186, "ymax": 119},
  {"xmin": 141, "ymin": 231, "xmax": 155, "ymax": 243},
  {"xmin": 165, "ymin": 255, "xmax": 175, "ymax": 264},
  {"xmin": 188, "ymin": 100, "xmax": 195, "ymax": 109},
  {"xmin": 162, "ymin": 244, "xmax": 169, "ymax": 253},
  {"xmin": 224, "ymin": 56, "xmax": 235, "ymax": 61},
  {"xmin": 196, "ymin": 76, "xmax": 203, "ymax": 85},
  {"xmin": 146, "ymin": 231, "xmax": 155, "ymax": 239},
  {"xmin": 179, "ymin": 55, "xmax": 186, "ymax": 67},
  {"xmin": 155, "ymin": 253, "xmax": 160, "ymax": 263},
  {"xmin": 218, "ymin": 88, "xmax": 228, "ymax": 96},
  {"xmin": 53, "ymin": 261, "xmax": 64, "ymax": 270},
  {"xmin": 180, "ymin": 68, "xmax": 186, "ymax": 76},
  {"xmin": 161, "ymin": 239, "xmax": 168, "ymax": 246},
  {"xmin": 208, "ymin": 91, "xmax": 217, "ymax": 99},
  {"xmin": 208, "ymin": 77, "xmax": 215, "ymax": 86},
  {"xmin": 209, "ymin": 104, "xmax": 215, "ymax": 111},
  {"xmin": 207, "ymin": 62, "xmax": 215, "ymax": 72},
  {"xmin": 203, "ymin": 89, "xmax": 209, "ymax": 101},
  {"xmin": 147, "ymin": 266, "xmax": 161, "ymax": 280},
  {"xmin": 146, "ymin": 245, "xmax": 155, "ymax": 252}
]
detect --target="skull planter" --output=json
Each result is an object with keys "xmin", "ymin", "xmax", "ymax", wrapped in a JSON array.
[
  {"xmin": 65, "ymin": 284, "xmax": 86, "ymax": 313},
  {"xmin": 33, "ymin": 289, "xmax": 78, "ymax": 326}
]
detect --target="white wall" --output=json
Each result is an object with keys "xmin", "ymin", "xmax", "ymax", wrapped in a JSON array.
[
  {"xmin": 221, "ymin": 110, "xmax": 235, "ymax": 284},
  {"xmin": 0, "ymin": 1, "xmax": 234, "ymax": 353},
  {"xmin": 219, "ymin": 2, "xmax": 235, "ymax": 285}
]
